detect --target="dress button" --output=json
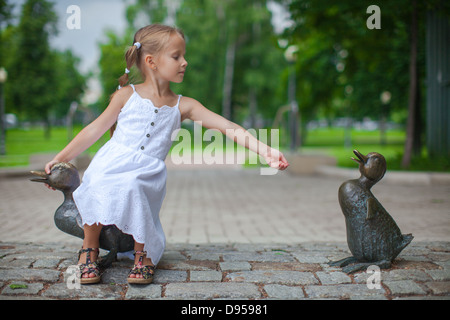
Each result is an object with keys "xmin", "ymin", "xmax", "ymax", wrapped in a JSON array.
[
  {"xmin": 151, "ymin": 122, "xmax": 155, "ymax": 126},
  {"xmin": 154, "ymin": 109, "xmax": 158, "ymax": 113},
  {"xmin": 146, "ymin": 133, "xmax": 150, "ymax": 138},
  {"xmin": 141, "ymin": 146, "xmax": 145, "ymax": 150}
]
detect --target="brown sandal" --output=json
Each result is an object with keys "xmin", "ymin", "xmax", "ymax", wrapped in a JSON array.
[
  {"xmin": 127, "ymin": 251, "xmax": 155, "ymax": 284},
  {"xmin": 78, "ymin": 248, "xmax": 101, "ymax": 284}
]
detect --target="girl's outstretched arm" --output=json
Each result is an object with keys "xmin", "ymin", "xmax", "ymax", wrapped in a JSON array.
[
  {"xmin": 44, "ymin": 87, "xmax": 133, "ymax": 174},
  {"xmin": 183, "ymin": 97, "xmax": 289, "ymax": 170}
]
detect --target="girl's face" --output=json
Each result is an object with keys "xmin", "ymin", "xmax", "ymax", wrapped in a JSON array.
[{"xmin": 150, "ymin": 34, "xmax": 188, "ymax": 83}]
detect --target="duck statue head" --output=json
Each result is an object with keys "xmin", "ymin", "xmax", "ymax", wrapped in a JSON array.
[{"xmin": 31, "ymin": 162, "xmax": 80, "ymax": 194}]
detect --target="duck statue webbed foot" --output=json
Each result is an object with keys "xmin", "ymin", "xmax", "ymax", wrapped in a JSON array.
[
  {"xmin": 329, "ymin": 256, "xmax": 392, "ymax": 274},
  {"xmin": 30, "ymin": 162, "xmax": 134, "ymax": 268},
  {"xmin": 328, "ymin": 150, "xmax": 413, "ymax": 274}
]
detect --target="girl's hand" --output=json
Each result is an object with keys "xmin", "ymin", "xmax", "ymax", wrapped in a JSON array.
[
  {"xmin": 45, "ymin": 159, "xmax": 59, "ymax": 174},
  {"xmin": 43, "ymin": 160, "xmax": 59, "ymax": 190},
  {"xmin": 264, "ymin": 148, "xmax": 289, "ymax": 171}
]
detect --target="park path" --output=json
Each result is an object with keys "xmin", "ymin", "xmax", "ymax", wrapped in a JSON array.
[{"xmin": 1, "ymin": 162, "xmax": 449, "ymax": 245}]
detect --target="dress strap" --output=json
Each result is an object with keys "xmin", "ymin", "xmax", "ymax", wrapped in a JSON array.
[
  {"xmin": 176, "ymin": 95, "xmax": 182, "ymax": 107},
  {"xmin": 129, "ymin": 84, "xmax": 136, "ymax": 92}
]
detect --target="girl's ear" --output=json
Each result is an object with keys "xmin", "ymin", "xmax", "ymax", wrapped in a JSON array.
[{"xmin": 145, "ymin": 54, "xmax": 157, "ymax": 70}]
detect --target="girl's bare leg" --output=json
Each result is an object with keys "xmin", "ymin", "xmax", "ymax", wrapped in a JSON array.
[
  {"xmin": 129, "ymin": 241, "xmax": 154, "ymax": 279},
  {"xmin": 78, "ymin": 223, "xmax": 103, "ymax": 278}
]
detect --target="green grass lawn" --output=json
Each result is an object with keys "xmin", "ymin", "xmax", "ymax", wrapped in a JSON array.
[
  {"xmin": 1, "ymin": 126, "xmax": 448, "ymax": 172},
  {"xmin": 0, "ymin": 126, "xmax": 108, "ymax": 167},
  {"xmin": 302, "ymin": 127, "xmax": 405, "ymax": 168}
]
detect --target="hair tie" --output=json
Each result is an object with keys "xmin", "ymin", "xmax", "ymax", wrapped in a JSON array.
[
  {"xmin": 125, "ymin": 68, "xmax": 130, "ymax": 74},
  {"xmin": 134, "ymin": 42, "xmax": 141, "ymax": 49}
]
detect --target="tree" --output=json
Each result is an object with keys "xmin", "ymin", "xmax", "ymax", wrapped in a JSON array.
[
  {"xmin": 52, "ymin": 50, "xmax": 86, "ymax": 118},
  {"xmin": 8, "ymin": 0, "xmax": 58, "ymax": 137},
  {"xmin": 3, "ymin": 0, "xmax": 86, "ymax": 137},
  {"xmin": 286, "ymin": 0, "xmax": 428, "ymax": 165}
]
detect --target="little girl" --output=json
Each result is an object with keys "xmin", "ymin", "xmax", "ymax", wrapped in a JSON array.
[{"xmin": 45, "ymin": 24, "xmax": 289, "ymax": 284}]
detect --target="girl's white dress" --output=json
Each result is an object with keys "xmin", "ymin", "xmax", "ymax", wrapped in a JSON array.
[{"xmin": 73, "ymin": 84, "xmax": 181, "ymax": 265}]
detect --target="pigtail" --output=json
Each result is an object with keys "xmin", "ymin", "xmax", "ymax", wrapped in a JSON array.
[{"xmin": 119, "ymin": 43, "xmax": 140, "ymax": 89}]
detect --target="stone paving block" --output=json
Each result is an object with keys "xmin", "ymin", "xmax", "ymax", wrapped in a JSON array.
[
  {"xmin": 304, "ymin": 284, "xmax": 387, "ymax": 300},
  {"xmin": 153, "ymin": 270, "xmax": 187, "ymax": 284},
  {"xmin": 1, "ymin": 281, "xmax": 43, "ymax": 296},
  {"xmin": 225, "ymin": 270, "xmax": 318, "ymax": 285},
  {"xmin": 32, "ymin": 258, "xmax": 61, "ymax": 269},
  {"xmin": 222, "ymin": 252, "xmax": 295, "ymax": 263},
  {"xmin": 219, "ymin": 261, "xmax": 251, "ymax": 271},
  {"xmin": 354, "ymin": 269, "xmax": 432, "ymax": 283},
  {"xmin": 125, "ymin": 284, "xmax": 162, "ymax": 299},
  {"xmin": 158, "ymin": 260, "xmax": 218, "ymax": 271},
  {"xmin": 186, "ymin": 252, "xmax": 221, "ymax": 261},
  {"xmin": 251, "ymin": 262, "xmax": 322, "ymax": 272},
  {"xmin": 423, "ymin": 281, "xmax": 450, "ymax": 295},
  {"xmin": 164, "ymin": 282, "xmax": 261, "ymax": 299},
  {"xmin": 291, "ymin": 252, "xmax": 330, "ymax": 264},
  {"xmin": 263, "ymin": 284, "xmax": 305, "ymax": 299},
  {"xmin": 426, "ymin": 269, "xmax": 450, "ymax": 281},
  {"xmin": 8, "ymin": 251, "xmax": 73, "ymax": 261},
  {"xmin": 100, "ymin": 267, "xmax": 130, "ymax": 285},
  {"xmin": 384, "ymin": 280, "xmax": 427, "ymax": 296},
  {"xmin": 316, "ymin": 271, "xmax": 351, "ymax": 285},
  {"xmin": 393, "ymin": 259, "xmax": 441, "ymax": 270},
  {"xmin": 41, "ymin": 283, "xmax": 123, "ymax": 299},
  {"xmin": 161, "ymin": 251, "xmax": 187, "ymax": 261},
  {"xmin": 0, "ymin": 268, "xmax": 60, "ymax": 282},
  {"xmin": 190, "ymin": 271, "xmax": 223, "ymax": 282}
]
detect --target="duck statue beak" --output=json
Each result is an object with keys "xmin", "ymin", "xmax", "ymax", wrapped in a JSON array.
[
  {"xmin": 351, "ymin": 150, "xmax": 367, "ymax": 164},
  {"xmin": 30, "ymin": 170, "xmax": 49, "ymax": 184}
]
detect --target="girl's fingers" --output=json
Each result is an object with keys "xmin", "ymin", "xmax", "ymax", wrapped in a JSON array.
[
  {"xmin": 45, "ymin": 160, "xmax": 58, "ymax": 174},
  {"xmin": 45, "ymin": 184, "xmax": 56, "ymax": 191}
]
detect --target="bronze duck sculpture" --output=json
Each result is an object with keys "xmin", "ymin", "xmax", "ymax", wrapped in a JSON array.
[
  {"xmin": 329, "ymin": 150, "xmax": 413, "ymax": 273},
  {"xmin": 30, "ymin": 162, "xmax": 134, "ymax": 268}
]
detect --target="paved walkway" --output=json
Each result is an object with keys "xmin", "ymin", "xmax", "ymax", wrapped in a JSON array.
[
  {"xmin": 0, "ymin": 241, "xmax": 449, "ymax": 301},
  {"xmin": 0, "ymin": 161, "xmax": 449, "ymax": 300}
]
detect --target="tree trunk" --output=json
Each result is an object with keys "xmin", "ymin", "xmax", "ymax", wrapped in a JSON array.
[
  {"xmin": 222, "ymin": 41, "xmax": 236, "ymax": 121},
  {"xmin": 402, "ymin": 0, "xmax": 421, "ymax": 168}
]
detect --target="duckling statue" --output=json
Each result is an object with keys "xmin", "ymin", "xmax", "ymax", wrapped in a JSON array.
[
  {"xmin": 30, "ymin": 162, "xmax": 134, "ymax": 268},
  {"xmin": 329, "ymin": 150, "xmax": 413, "ymax": 273}
]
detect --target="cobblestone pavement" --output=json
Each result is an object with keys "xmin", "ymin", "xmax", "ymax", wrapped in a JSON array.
[
  {"xmin": 0, "ymin": 164, "xmax": 449, "ymax": 300},
  {"xmin": 0, "ymin": 241, "xmax": 449, "ymax": 300}
]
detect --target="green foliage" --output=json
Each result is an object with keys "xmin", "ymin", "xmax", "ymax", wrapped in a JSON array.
[
  {"xmin": 98, "ymin": 31, "xmax": 130, "ymax": 108},
  {"xmin": 285, "ymin": 0, "xmax": 422, "ymax": 124},
  {"xmin": 1, "ymin": 0, "xmax": 87, "ymax": 138},
  {"xmin": 7, "ymin": 0, "xmax": 58, "ymax": 124},
  {"xmin": 175, "ymin": 0, "xmax": 286, "ymax": 122}
]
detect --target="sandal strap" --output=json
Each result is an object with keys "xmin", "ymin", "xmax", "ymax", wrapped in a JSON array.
[
  {"xmin": 133, "ymin": 251, "xmax": 147, "ymax": 265},
  {"xmin": 77, "ymin": 248, "xmax": 100, "ymax": 278},
  {"xmin": 128, "ymin": 264, "xmax": 155, "ymax": 279},
  {"xmin": 79, "ymin": 261, "xmax": 100, "ymax": 277},
  {"xmin": 78, "ymin": 247, "xmax": 99, "ymax": 265}
]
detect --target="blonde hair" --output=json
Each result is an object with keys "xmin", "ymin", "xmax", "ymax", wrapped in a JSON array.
[
  {"xmin": 118, "ymin": 24, "xmax": 185, "ymax": 88},
  {"xmin": 110, "ymin": 24, "xmax": 184, "ymax": 136}
]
